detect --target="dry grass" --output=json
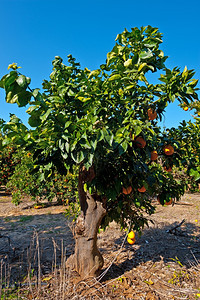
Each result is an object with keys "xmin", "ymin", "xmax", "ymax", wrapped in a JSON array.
[
  {"xmin": 0, "ymin": 193, "xmax": 200, "ymax": 299},
  {"xmin": 0, "ymin": 231, "xmax": 199, "ymax": 300}
]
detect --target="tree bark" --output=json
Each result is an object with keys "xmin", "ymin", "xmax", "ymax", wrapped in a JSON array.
[{"xmin": 66, "ymin": 166, "xmax": 106, "ymax": 278}]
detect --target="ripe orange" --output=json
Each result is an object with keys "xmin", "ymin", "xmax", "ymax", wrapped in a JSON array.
[
  {"xmin": 138, "ymin": 186, "xmax": 146, "ymax": 193},
  {"xmin": 183, "ymin": 106, "xmax": 188, "ymax": 111},
  {"xmin": 151, "ymin": 150, "xmax": 158, "ymax": 161},
  {"xmin": 128, "ymin": 231, "xmax": 135, "ymax": 239},
  {"xmin": 135, "ymin": 136, "xmax": 146, "ymax": 148},
  {"xmin": 127, "ymin": 237, "xmax": 136, "ymax": 245},
  {"xmin": 147, "ymin": 108, "xmax": 157, "ymax": 120},
  {"xmin": 163, "ymin": 144, "xmax": 174, "ymax": 156},
  {"xmin": 157, "ymin": 196, "xmax": 173, "ymax": 206},
  {"xmin": 122, "ymin": 186, "xmax": 132, "ymax": 195},
  {"xmin": 164, "ymin": 165, "xmax": 172, "ymax": 172},
  {"xmin": 165, "ymin": 198, "xmax": 173, "ymax": 205}
]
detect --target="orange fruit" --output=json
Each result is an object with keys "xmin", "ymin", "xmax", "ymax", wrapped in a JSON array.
[
  {"xmin": 135, "ymin": 136, "xmax": 146, "ymax": 148},
  {"xmin": 122, "ymin": 186, "xmax": 132, "ymax": 195},
  {"xmin": 157, "ymin": 196, "xmax": 173, "ymax": 206},
  {"xmin": 164, "ymin": 165, "xmax": 172, "ymax": 172},
  {"xmin": 150, "ymin": 150, "xmax": 158, "ymax": 161},
  {"xmin": 163, "ymin": 144, "xmax": 174, "ymax": 156},
  {"xmin": 34, "ymin": 205, "xmax": 42, "ymax": 209},
  {"xmin": 128, "ymin": 231, "xmax": 135, "ymax": 239},
  {"xmin": 165, "ymin": 198, "xmax": 173, "ymax": 205},
  {"xmin": 127, "ymin": 237, "xmax": 136, "ymax": 245},
  {"xmin": 138, "ymin": 186, "xmax": 146, "ymax": 193},
  {"xmin": 147, "ymin": 108, "xmax": 157, "ymax": 120},
  {"xmin": 183, "ymin": 106, "xmax": 188, "ymax": 111}
]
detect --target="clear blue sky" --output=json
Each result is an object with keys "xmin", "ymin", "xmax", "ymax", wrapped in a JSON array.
[{"xmin": 1, "ymin": 0, "xmax": 200, "ymax": 128}]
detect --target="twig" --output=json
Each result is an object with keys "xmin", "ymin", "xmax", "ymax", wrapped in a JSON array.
[{"xmin": 166, "ymin": 219, "xmax": 185, "ymax": 235}]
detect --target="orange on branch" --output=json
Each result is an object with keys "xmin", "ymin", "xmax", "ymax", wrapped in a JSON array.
[
  {"xmin": 150, "ymin": 150, "xmax": 158, "ymax": 161},
  {"xmin": 122, "ymin": 186, "xmax": 132, "ymax": 195},
  {"xmin": 147, "ymin": 108, "xmax": 157, "ymax": 120},
  {"xmin": 164, "ymin": 165, "xmax": 172, "ymax": 172},
  {"xmin": 183, "ymin": 106, "xmax": 189, "ymax": 111},
  {"xmin": 157, "ymin": 196, "xmax": 173, "ymax": 206},
  {"xmin": 127, "ymin": 237, "xmax": 136, "ymax": 245},
  {"xmin": 163, "ymin": 144, "xmax": 174, "ymax": 156},
  {"xmin": 135, "ymin": 136, "xmax": 146, "ymax": 148},
  {"xmin": 165, "ymin": 198, "xmax": 173, "ymax": 205},
  {"xmin": 128, "ymin": 231, "xmax": 135, "ymax": 239},
  {"xmin": 138, "ymin": 186, "xmax": 146, "ymax": 193}
]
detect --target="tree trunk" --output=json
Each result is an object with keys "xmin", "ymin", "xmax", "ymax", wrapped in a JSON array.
[{"xmin": 66, "ymin": 167, "xmax": 106, "ymax": 278}]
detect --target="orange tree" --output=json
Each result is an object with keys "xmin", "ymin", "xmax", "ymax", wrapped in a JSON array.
[
  {"xmin": 166, "ymin": 118, "xmax": 200, "ymax": 191},
  {"xmin": 1, "ymin": 116, "xmax": 78, "ymax": 204},
  {"xmin": 0, "ymin": 26, "xmax": 199, "ymax": 277},
  {"xmin": 5, "ymin": 147, "xmax": 78, "ymax": 205},
  {"xmin": 0, "ymin": 122, "xmax": 18, "ymax": 187}
]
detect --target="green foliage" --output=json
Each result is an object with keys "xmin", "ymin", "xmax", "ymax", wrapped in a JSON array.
[
  {"xmin": 6, "ymin": 149, "xmax": 78, "ymax": 205},
  {"xmin": 0, "ymin": 144, "xmax": 18, "ymax": 186},
  {"xmin": 0, "ymin": 25, "xmax": 199, "ymax": 231},
  {"xmin": 166, "ymin": 120, "xmax": 200, "ymax": 191}
]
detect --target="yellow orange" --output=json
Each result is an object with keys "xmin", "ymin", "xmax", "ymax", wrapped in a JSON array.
[
  {"xmin": 127, "ymin": 237, "xmax": 136, "ymax": 245},
  {"xmin": 34, "ymin": 205, "xmax": 42, "ymax": 209},
  {"xmin": 147, "ymin": 108, "xmax": 157, "ymax": 121},
  {"xmin": 163, "ymin": 144, "xmax": 174, "ymax": 156},
  {"xmin": 183, "ymin": 106, "xmax": 188, "ymax": 111},
  {"xmin": 128, "ymin": 231, "xmax": 135, "ymax": 239}
]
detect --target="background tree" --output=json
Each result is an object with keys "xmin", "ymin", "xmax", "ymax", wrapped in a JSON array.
[{"xmin": 0, "ymin": 26, "xmax": 199, "ymax": 278}]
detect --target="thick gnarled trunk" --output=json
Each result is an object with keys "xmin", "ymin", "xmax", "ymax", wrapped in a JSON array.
[{"xmin": 66, "ymin": 167, "xmax": 106, "ymax": 278}]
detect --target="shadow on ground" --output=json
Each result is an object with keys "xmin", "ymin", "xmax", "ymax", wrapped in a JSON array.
[{"xmin": 100, "ymin": 221, "xmax": 200, "ymax": 280}]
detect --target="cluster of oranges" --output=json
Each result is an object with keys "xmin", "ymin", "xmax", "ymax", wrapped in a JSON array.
[
  {"xmin": 122, "ymin": 108, "xmax": 176, "ymax": 245},
  {"xmin": 127, "ymin": 231, "xmax": 136, "ymax": 245},
  {"xmin": 122, "ymin": 138, "xmax": 175, "ymax": 197}
]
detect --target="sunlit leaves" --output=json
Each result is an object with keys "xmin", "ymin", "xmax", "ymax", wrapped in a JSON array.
[{"xmin": 0, "ymin": 25, "xmax": 200, "ymax": 232}]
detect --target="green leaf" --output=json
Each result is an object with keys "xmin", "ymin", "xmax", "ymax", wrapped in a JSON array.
[
  {"xmin": 71, "ymin": 151, "xmax": 85, "ymax": 163},
  {"xmin": 6, "ymin": 90, "xmax": 32, "ymax": 107},
  {"xmin": 189, "ymin": 168, "xmax": 200, "ymax": 181},
  {"xmin": 109, "ymin": 74, "xmax": 121, "ymax": 81},
  {"xmin": 28, "ymin": 114, "xmax": 41, "ymax": 127},
  {"xmin": 124, "ymin": 59, "xmax": 132, "ymax": 68},
  {"xmin": 144, "ymin": 41, "xmax": 157, "ymax": 48},
  {"xmin": 4, "ymin": 72, "xmax": 18, "ymax": 90},
  {"xmin": 16, "ymin": 75, "xmax": 30, "ymax": 89},
  {"xmin": 138, "ymin": 63, "xmax": 147, "ymax": 72},
  {"xmin": 0, "ymin": 74, "xmax": 9, "ymax": 88},
  {"xmin": 91, "ymin": 139, "xmax": 97, "ymax": 150},
  {"xmin": 105, "ymin": 132, "xmax": 114, "ymax": 146},
  {"xmin": 118, "ymin": 141, "xmax": 128, "ymax": 155},
  {"xmin": 65, "ymin": 142, "xmax": 70, "ymax": 153},
  {"xmin": 16, "ymin": 91, "xmax": 32, "ymax": 107},
  {"xmin": 134, "ymin": 126, "xmax": 142, "ymax": 136},
  {"xmin": 106, "ymin": 52, "xmax": 116, "ymax": 65},
  {"xmin": 40, "ymin": 109, "xmax": 52, "ymax": 122},
  {"xmin": 139, "ymin": 49, "xmax": 153, "ymax": 60}
]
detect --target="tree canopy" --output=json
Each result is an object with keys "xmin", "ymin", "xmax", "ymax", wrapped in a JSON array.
[{"xmin": 0, "ymin": 25, "xmax": 199, "ymax": 232}]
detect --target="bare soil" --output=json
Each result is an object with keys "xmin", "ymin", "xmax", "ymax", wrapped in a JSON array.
[{"xmin": 0, "ymin": 190, "xmax": 199, "ymax": 299}]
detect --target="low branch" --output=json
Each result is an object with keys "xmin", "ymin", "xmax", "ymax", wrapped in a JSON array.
[{"xmin": 166, "ymin": 219, "xmax": 185, "ymax": 235}]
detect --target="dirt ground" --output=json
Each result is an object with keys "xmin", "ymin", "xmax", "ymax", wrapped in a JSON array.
[{"xmin": 0, "ymin": 190, "xmax": 199, "ymax": 299}]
